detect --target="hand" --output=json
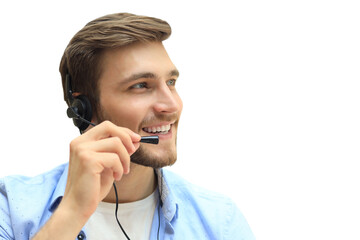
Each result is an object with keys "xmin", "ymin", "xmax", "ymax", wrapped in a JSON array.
[{"xmin": 61, "ymin": 121, "xmax": 141, "ymax": 220}]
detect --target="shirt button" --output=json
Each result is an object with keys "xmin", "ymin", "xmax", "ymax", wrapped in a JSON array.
[{"xmin": 77, "ymin": 230, "xmax": 86, "ymax": 239}]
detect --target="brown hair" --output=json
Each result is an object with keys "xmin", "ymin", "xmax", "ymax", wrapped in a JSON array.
[{"xmin": 59, "ymin": 12, "xmax": 172, "ymax": 116}]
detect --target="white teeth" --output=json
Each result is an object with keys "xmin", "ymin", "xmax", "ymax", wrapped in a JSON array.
[{"xmin": 143, "ymin": 124, "xmax": 171, "ymax": 133}]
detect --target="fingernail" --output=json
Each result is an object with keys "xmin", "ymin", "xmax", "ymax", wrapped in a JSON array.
[{"xmin": 134, "ymin": 133, "xmax": 141, "ymax": 140}]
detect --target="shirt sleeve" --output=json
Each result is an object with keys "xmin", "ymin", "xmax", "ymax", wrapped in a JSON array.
[
  {"xmin": 224, "ymin": 199, "xmax": 256, "ymax": 240},
  {"xmin": 0, "ymin": 179, "xmax": 14, "ymax": 239}
]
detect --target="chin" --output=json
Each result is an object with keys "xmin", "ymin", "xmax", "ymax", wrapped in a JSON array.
[{"xmin": 130, "ymin": 145, "xmax": 177, "ymax": 168}]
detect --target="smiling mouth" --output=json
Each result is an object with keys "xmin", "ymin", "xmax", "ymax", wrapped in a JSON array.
[{"xmin": 142, "ymin": 123, "xmax": 172, "ymax": 135}]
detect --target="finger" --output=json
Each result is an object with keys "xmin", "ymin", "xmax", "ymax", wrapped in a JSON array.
[
  {"xmin": 100, "ymin": 168, "xmax": 117, "ymax": 199},
  {"xmin": 91, "ymin": 152, "xmax": 124, "ymax": 180},
  {"xmin": 120, "ymin": 127, "xmax": 142, "ymax": 142},
  {"xmin": 114, "ymin": 130, "xmax": 137, "ymax": 155},
  {"xmin": 87, "ymin": 137, "xmax": 131, "ymax": 174},
  {"xmin": 84, "ymin": 121, "xmax": 141, "ymax": 148}
]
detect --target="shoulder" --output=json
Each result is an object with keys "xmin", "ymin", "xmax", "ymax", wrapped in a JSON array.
[
  {"xmin": 162, "ymin": 169, "xmax": 255, "ymax": 239},
  {"xmin": 1, "ymin": 163, "xmax": 66, "ymax": 185},
  {"xmin": 1, "ymin": 163, "xmax": 68, "ymax": 208},
  {"xmin": 1, "ymin": 164, "xmax": 67, "ymax": 204},
  {"xmin": 0, "ymin": 164, "xmax": 68, "ymax": 239}
]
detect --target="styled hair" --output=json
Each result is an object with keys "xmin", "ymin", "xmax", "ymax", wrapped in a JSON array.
[{"xmin": 59, "ymin": 12, "xmax": 172, "ymax": 116}]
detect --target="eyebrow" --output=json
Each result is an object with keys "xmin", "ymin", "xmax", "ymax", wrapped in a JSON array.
[{"xmin": 121, "ymin": 69, "xmax": 180, "ymax": 85}]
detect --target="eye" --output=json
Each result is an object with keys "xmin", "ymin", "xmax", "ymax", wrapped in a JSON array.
[
  {"xmin": 131, "ymin": 82, "xmax": 148, "ymax": 89},
  {"xmin": 167, "ymin": 79, "xmax": 177, "ymax": 87}
]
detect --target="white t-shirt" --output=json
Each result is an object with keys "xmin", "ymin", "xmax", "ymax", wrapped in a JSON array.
[{"xmin": 85, "ymin": 190, "xmax": 158, "ymax": 240}]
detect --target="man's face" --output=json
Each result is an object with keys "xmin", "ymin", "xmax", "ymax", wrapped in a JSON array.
[{"xmin": 96, "ymin": 41, "xmax": 183, "ymax": 168}]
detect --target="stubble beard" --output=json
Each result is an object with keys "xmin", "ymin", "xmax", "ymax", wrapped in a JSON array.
[
  {"xmin": 130, "ymin": 141, "xmax": 177, "ymax": 168},
  {"xmin": 96, "ymin": 109, "xmax": 179, "ymax": 169}
]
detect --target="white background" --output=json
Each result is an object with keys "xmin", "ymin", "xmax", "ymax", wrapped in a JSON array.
[{"xmin": 0, "ymin": 0, "xmax": 359, "ymax": 239}]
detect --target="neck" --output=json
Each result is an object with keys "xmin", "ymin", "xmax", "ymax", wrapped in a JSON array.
[{"xmin": 103, "ymin": 163, "xmax": 157, "ymax": 203}]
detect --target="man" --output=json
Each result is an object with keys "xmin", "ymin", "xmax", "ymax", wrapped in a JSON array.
[{"xmin": 0, "ymin": 13, "xmax": 254, "ymax": 239}]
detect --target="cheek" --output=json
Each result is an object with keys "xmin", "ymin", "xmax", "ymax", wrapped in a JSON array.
[{"xmin": 104, "ymin": 98, "xmax": 150, "ymax": 131}]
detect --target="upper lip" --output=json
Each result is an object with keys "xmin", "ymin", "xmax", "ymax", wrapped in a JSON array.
[{"xmin": 142, "ymin": 121, "xmax": 175, "ymax": 129}]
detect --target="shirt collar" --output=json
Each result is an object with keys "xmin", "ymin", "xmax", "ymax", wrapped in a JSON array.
[
  {"xmin": 49, "ymin": 164, "xmax": 69, "ymax": 212},
  {"xmin": 156, "ymin": 168, "xmax": 179, "ymax": 223}
]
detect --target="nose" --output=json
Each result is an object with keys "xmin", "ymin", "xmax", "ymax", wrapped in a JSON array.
[{"xmin": 153, "ymin": 84, "xmax": 182, "ymax": 114}]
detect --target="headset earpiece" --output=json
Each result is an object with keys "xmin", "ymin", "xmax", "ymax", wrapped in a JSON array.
[
  {"xmin": 70, "ymin": 95, "xmax": 93, "ymax": 131},
  {"xmin": 65, "ymin": 74, "xmax": 93, "ymax": 132}
]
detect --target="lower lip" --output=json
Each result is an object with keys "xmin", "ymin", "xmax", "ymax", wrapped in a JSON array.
[{"xmin": 142, "ymin": 126, "xmax": 173, "ymax": 141}]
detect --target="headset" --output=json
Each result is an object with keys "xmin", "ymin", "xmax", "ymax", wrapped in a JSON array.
[
  {"xmin": 65, "ymin": 73, "xmax": 161, "ymax": 240},
  {"xmin": 65, "ymin": 74, "xmax": 93, "ymax": 132}
]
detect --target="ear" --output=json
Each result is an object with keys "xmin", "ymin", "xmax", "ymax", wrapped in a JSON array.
[
  {"xmin": 72, "ymin": 92, "xmax": 82, "ymax": 97},
  {"xmin": 91, "ymin": 114, "xmax": 99, "ymax": 126}
]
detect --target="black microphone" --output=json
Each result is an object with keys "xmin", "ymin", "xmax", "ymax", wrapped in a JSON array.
[{"xmin": 139, "ymin": 136, "xmax": 159, "ymax": 144}]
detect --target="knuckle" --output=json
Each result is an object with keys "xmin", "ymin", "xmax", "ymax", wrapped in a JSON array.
[
  {"xmin": 102, "ymin": 120, "xmax": 113, "ymax": 129},
  {"xmin": 121, "ymin": 152, "xmax": 131, "ymax": 164},
  {"xmin": 111, "ymin": 137, "xmax": 122, "ymax": 145},
  {"xmin": 118, "ymin": 131, "xmax": 131, "ymax": 143},
  {"xmin": 73, "ymin": 143, "xmax": 89, "ymax": 159},
  {"xmin": 112, "ymin": 152, "xmax": 121, "ymax": 161},
  {"xmin": 116, "ymin": 167, "xmax": 124, "ymax": 176},
  {"xmin": 101, "ymin": 121, "xmax": 115, "ymax": 135},
  {"xmin": 76, "ymin": 148, "xmax": 89, "ymax": 161},
  {"xmin": 69, "ymin": 139, "xmax": 78, "ymax": 150}
]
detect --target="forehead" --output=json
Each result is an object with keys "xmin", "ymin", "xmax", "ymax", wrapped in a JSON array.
[{"xmin": 99, "ymin": 41, "xmax": 176, "ymax": 82}]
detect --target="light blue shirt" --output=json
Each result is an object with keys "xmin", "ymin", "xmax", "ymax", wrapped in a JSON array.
[{"xmin": 0, "ymin": 163, "xmax": 255, "ymax": 239}]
